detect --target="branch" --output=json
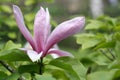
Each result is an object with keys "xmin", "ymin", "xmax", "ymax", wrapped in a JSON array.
[
  {"xmin": 0, "ymin": 60, "xmax": 15, "ymax": 73},
  {"xmin": 108, "ymin": 49, "xmax": 116, "ymax": 59},
  {"xmin": 100, "ymin": 50, "xmax": 113, "ymax": 61}
]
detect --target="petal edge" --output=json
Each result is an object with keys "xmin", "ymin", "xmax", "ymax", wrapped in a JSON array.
[{"xmin": 45, "ymin": 17, "xmax": 85, "ymax": 52}]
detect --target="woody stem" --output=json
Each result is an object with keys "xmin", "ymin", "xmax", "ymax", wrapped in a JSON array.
[{"xmin": 39, "ymin": 58, "xmax": 44, "ymax": 75}]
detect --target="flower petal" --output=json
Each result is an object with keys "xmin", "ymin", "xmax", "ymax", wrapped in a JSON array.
[
  {"xmin": 34, "ymin": 7, "xmax": 50, "ymax": 52},
  {"xmin": 47, "ymin": 49, "xmax": 74, "ymax": 58},
  {"xmin": 13, "ymin": 5, "xmax": 36, "ymax": 50},
  {"xmin": 27, "ymin": 50, "xmax": 43, "ymax": 62},
  {"xmin": 45, "ymin": 17, "xmax": 85, "ymax": 52},
  {"xmin": 44, "ymin": 8, "xmax": 51, "ymax": 42}
]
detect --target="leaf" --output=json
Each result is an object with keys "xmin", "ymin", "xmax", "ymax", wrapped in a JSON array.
[
  {"xmin": 25, "ymin": 0, "xmax": 36, "ymax": 6},
  {"xmin": 49, "ymin": 57, "xmax": 87, "ymax": 80},
  {"xmin": 108, "ymin": 60, "xmax": 120, "ymax": 69},
  {"xmin": 76, "ymin": 34, "xmax": 102, "ymax": 49},
  {"xmin": 0, "ymin": 5, "xmax": 12, "ymax": 13},
  {"xmin": 0, "ymin": 49, "xmax": 30, "ymax": 61},
  {"xmin": 80, "ymin": 58, "xmax": 94, "ymax": 67},
  {"xmin": 0, "ymin": 41, "xmax": 28, "ymax": 61},
  {"xmin": 40, "ymin": 0, "xmax": 55, "ymax": 3},
  {"xmin": 0, "ymin": 71, "xmax": 8, "ymax": 80},
  {"xmin": 85, "ymin": 20, "xmax": 105, "ymax": 30},
  {"xmin": 3, "ymin": 40, "xmax": 21, "ymax": 50},
  {"xmin": 18, "ymin": 64, "xmax": 40, "ymax": 74},
  {"xmin": 35, "ymin": 74, "xmax": 56, "ymax": 80},
  {"xmin": 21, "ymin": 73, "xmax": 31, "ymax": 80},
  {"xmin": 113, "ymin": 70, "xmax": 120, "ymax": 79},
  {"xmin": 50, "ymin": 69, "xmax": 69, "ymax": 80},
  {"xmin": 103, "ymin": 16, "xmax": 117, "ymax": 26},
  {"xmin": 8, "ymin": 32, "xmax": 17, "ymax": 39},
  {"xmin": 87, "ymin": 70, "xmax": 116, "ymax": 80},
  {"xmin": 114, "ymin": 32, "xmax": 120, "ymax": 41},
  {"xmin": 115, "ymin": 41, "xmax": 120, "ymax": 62},
  {"xmin": 24, "ymin": 13, "xmax": 35, "ymax": 22},
  {"xmin": 94, "ymin": 41, "xmax": 115, "ymax": 50},
  {"xmin": 4, "ymin": 18, "xmax": 16, "ymax": 27},
  {"xmin": 4, "ymin": 72, "xmax": 20, "ymax": 80},
  {"xmin": 114, "ymin": 25, "xmax": 120, "ymax": 31}
]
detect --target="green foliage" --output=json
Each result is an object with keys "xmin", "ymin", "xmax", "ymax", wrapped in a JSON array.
[
  {"xmin": 0, "ymin": 41, "xmax": 29, "ymax": 61},
  {"xmin": 18, "ymin": 64, "xmax": 40, "ymax": 74},
  {"xmin": 115, "ymin": 41, "xmax": 120, "ymax": 62},
  {"xmin": 76, "ymin": 16, "xmax": 120, "ymax": 80},
  {"xmin": 49, "ymin": 57, "xmax": 87, "ymax": 80},
  {"xmin": 3, "ymin": 40, "xmax": 21, "ymax": 50},
  {"xmin": 0, "ymin": 71, "xmax": 8, "ymax": 80},
  {"xmin": 35, "ymin": 74, "xmax": 56, "ymax": 80},
  {"xmin": 87, "ymin": 70, "xmax": 116, "ymax": 80},
  {"xmin": 1, "ymin": 0, "xmax": 120, "ymax": 79},
  {"xmin": 0, "ymin": 41, "xmax": 87, "ymax": 80},
  {"xmin": 4, "ymin": 72, "xmax": 20, "ymax": 80},
  {"xmin": 76, "ymin": 33, "xmax": 103, "ymax": 49}
]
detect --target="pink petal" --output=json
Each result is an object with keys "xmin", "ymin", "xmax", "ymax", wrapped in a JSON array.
[
  {"xmin": 45, "ymin": 17, "xmax": 85, "ymax": 52},
  {"xmin": 13, "ymin": 5, "xmax": 36, "ymax": 50},
  {"xmin": 34, "ymin": 7, "xmax": 51, "ymax": 52},
  {"xmin": 47, "ymin": 49, "xmax": 74, "ymax": 58},
  {"xmin": 44, "ymin": 8, "xmax": 51, "ymax": 42}
]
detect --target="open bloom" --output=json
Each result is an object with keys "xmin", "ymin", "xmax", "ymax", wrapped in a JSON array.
[{"xmin": 13, "ymin": 5, "xmax": 85, "ymax": 62}]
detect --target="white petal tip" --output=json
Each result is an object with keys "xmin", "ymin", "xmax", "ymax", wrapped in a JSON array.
[{"xmin": 27, "ymin": 50, "xmax": 43, "ymax": 62}]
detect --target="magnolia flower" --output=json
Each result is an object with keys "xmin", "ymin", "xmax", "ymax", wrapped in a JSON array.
[{"xmin": 13, "ymin": 5, "xmax": 85, "ymax": 62}]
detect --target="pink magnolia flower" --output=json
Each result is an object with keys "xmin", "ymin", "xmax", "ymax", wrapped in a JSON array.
[{"xmin": 13, "ymin": 5, "xmax": 85, "ymax": 62}]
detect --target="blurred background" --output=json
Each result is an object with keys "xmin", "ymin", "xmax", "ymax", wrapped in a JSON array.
[
  {"xmin": 0, "ymin": 0, "xmax": 120, "ymax": 50},
  {"xmin": 1, "ymin": 1, "xmax": 120, "ymax": 79}
]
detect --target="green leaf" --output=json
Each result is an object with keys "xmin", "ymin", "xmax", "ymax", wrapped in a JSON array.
[
  {"xmin": 87, "ymin": 70, "xmax": 116, "ymax": 80},
  {"xmin": 0, "ymin": 49, "xmax": 30, "ymax": 61},
  {"xmin": 49, "ymin": 57, "xmax": 87, "ymax": 80},
  {"xmin": 24, "ymin": 13, "xmax": 35, "ymax": 22},
  {"xmin": 94, "ymin": 41, "xmax": 115, "ymax": 50},
  {"xmin": 0, "ymin": 5, "xmax": 12, "ymax": 13},
  {"xmin": 3, "ymin": 40, "xmax": 21, "ymax": 50},
  {"xmin": 113, "ymin": 70, "xmax": 120, "ymax": 79},
  {"xmin": 21, "ymin": 73, "xmax": 31, "ymax": 80},
  {"xmin": 114, "ymin": 25, "xmax": 120, "ymax": 31},
  {"xmin": 114, "ymin": 32, "xmax": 120, "ymax": 41},
  {"xmin": 8, "ymin": 32, "xmax": 17, "ymax": 39},
  {"xmin": 18, "ymin": 64, "xmax": 40, "ymax": 74},
  {"xmin": 115, "ymin": 41, "xmax": 120, "ymax": 62},
  {"xmin": 104, "ymin": 16, "xmax": 117, "ymax": 26},
  {"xmin": 85, "ymin": 20, "xmax": 105, "ymax": 30},
  {"xmin": 40, "ymin": 0, "xmax": 55, "ymax": 3},
  {"xmin": 50, "ymin": 69, "xmax": 69, "ymax": 80},
  {"xmin": 80, "ymin": 58, "xmax": 94, "ymax": 67},
  {"xmin": 0, "ymin": 71, "xmax": 8, "ymax": 80},
  {"xmin": 108, "ymin": 60, "xmax": 120, "ymax": 69},
  {"xmin": 4, "ymin": 72, "xmax": 20, "ymax": 80},
  {"xmin": 35, "ymin": 74, "xmax": 56, "ymax": 80},
  {"xmin": 4, "ymin": 18, "xmax": 16, "ymax": 27},
  {"xmin": 25, "ymin": 0, "xmax": 36, "ymax": 6},
  {"xmin": 76, "ymin": 34, "xmax": 102, "ymax": 49}
]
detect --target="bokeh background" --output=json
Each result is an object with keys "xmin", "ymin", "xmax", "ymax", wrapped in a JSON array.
[
  {"xmin": 0, "ymin": 0, "xmax": 120, "ymax": 41},
  {"xmin": 1, "ymin": 0, "xmax": 120, "ymax": 80}
]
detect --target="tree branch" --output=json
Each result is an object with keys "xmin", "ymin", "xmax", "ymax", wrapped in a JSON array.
[
  {"xmin": 100, "ymin": 50, "xmax": 113, "ymax": 61},
  {"xmin": 0, "ymin": 60, "xmax": 15, "ymax": 73}
]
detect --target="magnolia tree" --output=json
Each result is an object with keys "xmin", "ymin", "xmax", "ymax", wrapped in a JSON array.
[{"xmin": 1, "ymin": 2, "xmax": 120, "ymax": 80}]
